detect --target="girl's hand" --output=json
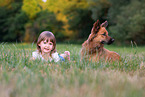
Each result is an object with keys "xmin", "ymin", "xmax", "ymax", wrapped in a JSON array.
[{"xmin": 64, "ymin": 51, "xmax": 70, "ymax": 61}]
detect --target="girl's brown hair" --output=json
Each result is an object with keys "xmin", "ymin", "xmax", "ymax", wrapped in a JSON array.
[{"xmin": 37, "ymin": 31, "xmax": 56, "ymax": 54}]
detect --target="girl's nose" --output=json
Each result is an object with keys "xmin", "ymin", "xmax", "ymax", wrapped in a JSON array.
[{"xmin": 45, "ymin": 43, "xmax": 50, "ymax": 47}]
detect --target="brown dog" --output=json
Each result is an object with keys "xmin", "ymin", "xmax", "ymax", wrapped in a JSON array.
[{"xmin": 81, "ymin": 20, "xmax": 120, "ymax": 62}]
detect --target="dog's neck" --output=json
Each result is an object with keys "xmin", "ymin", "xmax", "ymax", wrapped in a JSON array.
[{"xmin": 82, "ymin": 40, "xmax": 104, "ymax": 54}]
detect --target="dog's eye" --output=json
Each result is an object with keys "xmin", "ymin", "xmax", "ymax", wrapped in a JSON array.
[{"xmin": 102, "ymin": 33, "xmax": 106, "ymax": 36}]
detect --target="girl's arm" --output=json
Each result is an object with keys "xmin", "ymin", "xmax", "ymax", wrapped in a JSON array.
[
  {"xmin": 52, "ymin": 51, "xmax": 70, "ymax": 62},
  {"xmin": 60, "ymin": 51, "xmax": 70, "ymax": 61}
]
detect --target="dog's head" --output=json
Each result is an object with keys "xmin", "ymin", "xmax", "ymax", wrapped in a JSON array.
[{"xmin": 88, "ymin": 20, "xmax": 114, "ymax": 45}]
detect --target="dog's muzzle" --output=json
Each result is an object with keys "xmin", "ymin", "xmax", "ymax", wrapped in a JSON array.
[{"xmin": 107, "ymin": 38, "xmax": 114, "ymax": 45}]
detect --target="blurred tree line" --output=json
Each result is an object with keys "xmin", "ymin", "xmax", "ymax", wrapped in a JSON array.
[{"xmin": 0, "ymin": 0, "xmax": 145, "ymax": 45}]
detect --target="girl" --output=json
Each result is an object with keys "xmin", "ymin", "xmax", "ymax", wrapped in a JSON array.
[{"xmin": 32, "ymin": 31, "xmax": 70, "ymax": 62}]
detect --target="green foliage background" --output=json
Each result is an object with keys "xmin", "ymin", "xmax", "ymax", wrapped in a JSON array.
[{"xmin": 0, "ymin": 0, "xmax": 145, "ymax": 45}]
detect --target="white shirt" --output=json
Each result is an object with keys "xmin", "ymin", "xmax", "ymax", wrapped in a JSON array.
[{"xmin": 32, "ymin": 51, "xmax": 61, "ymax": 62}]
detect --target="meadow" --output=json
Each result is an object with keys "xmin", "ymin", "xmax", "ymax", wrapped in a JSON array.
[{"xmin": 0, "ymin": 43, "xmax": 145, "ymax": 97}]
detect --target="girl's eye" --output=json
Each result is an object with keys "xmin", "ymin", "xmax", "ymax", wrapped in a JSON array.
[
  {"xmin": 49, "ymin": 43, "xmax": 53, "ymax": 45},
  {"xmin": 44, "ymin": 42, "xmax": 47, "ymax": 44}
]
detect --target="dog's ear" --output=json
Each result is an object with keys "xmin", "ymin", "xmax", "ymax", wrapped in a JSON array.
[
  {"xmin": 92, "ymin": 20, "xmax": 100, "ymax": 33},
  {"xmin": 101, "ymin": 21, "xmax": 108, "ymax": 28}
]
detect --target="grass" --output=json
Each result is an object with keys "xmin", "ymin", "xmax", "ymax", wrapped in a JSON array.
[{"xmin": 0, "ymin": 43, "xmax": 145, "ymax": 97}]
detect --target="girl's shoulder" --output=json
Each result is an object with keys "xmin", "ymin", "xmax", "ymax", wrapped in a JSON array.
[
  {"xmin": 51, "ymin": 52, "xmax": 59, "ymax": 59},
  {"xmin": 52, "ymin": 52, "xmax": 59, "ymax": 56},
  {"xmin": 32, "ymin": 50, "xmax": 43, "ymax": 59},
  {"xmin": 51, "ymin": 52, "xmax": 65, "ymax": 62},
  {"xmin": 32, "ymin": 50, "xmax": 39, "ymax": 56},
  {"xmin": 51, "ymin": 52, "xmax": 60, "ymax": 62}
]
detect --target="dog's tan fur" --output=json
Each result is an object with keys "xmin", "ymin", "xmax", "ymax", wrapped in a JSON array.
[{"xmin": 81, "ymin": 20, "xmax": 120, "ymax": 62}]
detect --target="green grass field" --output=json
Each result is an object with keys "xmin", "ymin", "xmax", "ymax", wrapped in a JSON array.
[{"xmin": 0, "ymin": 43, "xmax": 145, "ymax": 97}]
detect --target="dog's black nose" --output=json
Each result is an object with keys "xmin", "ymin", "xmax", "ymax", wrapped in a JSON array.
[{"xmin": 107, "ymin": 38, "xmax": 115, "ymax": 45}]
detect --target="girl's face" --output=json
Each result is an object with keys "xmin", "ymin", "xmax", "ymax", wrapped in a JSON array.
[{"xmin": 38, "ymin": 39, "xmax": 54, "ymax": 54}]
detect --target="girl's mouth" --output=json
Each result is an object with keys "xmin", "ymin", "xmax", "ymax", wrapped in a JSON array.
[{"xmin": 45, "ymin": 48, "xmax": 49, "ymax": 50}]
